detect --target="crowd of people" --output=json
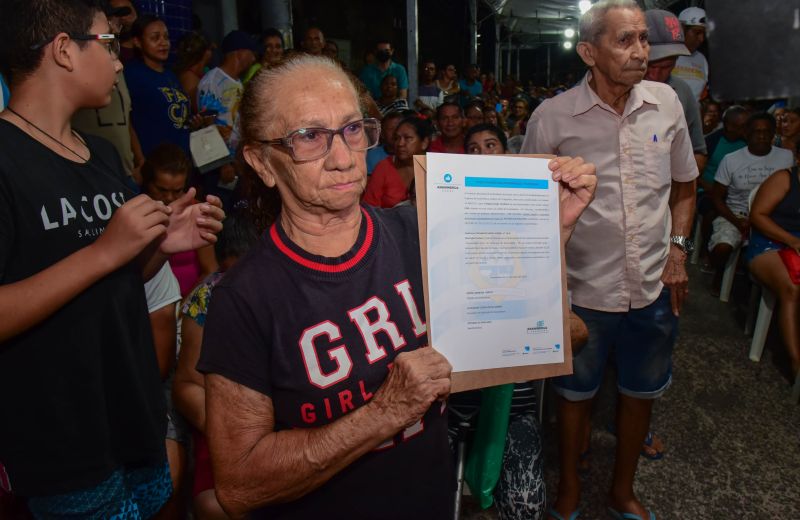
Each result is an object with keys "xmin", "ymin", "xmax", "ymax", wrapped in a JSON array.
[{"xmin": 0, "ymin": 0, "xmax": 797, "ymax": 519}]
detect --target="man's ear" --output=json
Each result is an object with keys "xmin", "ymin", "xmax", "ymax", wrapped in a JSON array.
[
  {"xmin": 576, "ymin": 42, "xmax": 596, "ymax": 68},
  {"xmin": 51, "ymin": 33, "xmax": 76, "ymax": 72},
  {"xmin": 243, "ymin": 144, "xmax": 277, "ymax": 188}
]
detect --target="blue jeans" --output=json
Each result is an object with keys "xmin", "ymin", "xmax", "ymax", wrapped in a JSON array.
[{"xmin": 553, "ymin": 288, "xmax": 678, "ymax": 401}]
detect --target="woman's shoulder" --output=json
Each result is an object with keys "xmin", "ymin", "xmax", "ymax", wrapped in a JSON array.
[
  {"xmin": 373, "ymin": 156, "xmax": 397, "ymax": 174},
  {"xmin": 757, "ymin": 167, "xmax": 793, "ymax": 198}
]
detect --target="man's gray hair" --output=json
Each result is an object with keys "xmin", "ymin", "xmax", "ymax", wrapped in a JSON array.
[
  {"xmin": 722, "ymin": 105, "xmax": 748, "ymax": 126},
  {"xmin": 579, "ymin": 0, "xmax": 642, "ymax": 44}
]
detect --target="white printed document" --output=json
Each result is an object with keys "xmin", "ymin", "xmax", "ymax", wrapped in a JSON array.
[{"xmin": 424, "ymin": 153, "xmax": 566, "ymax": 373}]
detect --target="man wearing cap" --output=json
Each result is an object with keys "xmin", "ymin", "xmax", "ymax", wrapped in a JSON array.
[
  {"xmin": 522, "ymin": 1, "xmax": 697, "ymax": 518},
  {"xmin": 645, "ymin": 9, "xmax": 707, "ymax": 175},
  {"xmin": 109, "ymin": 0, "xmax": 138, "ymax": 63},
  {"xmin": 671, "ymin": 7, "xmax": 708, "ymax": 101},
  {"xmin": 198, "ymin": 30, "xmax": 257, "ymax": 154}
]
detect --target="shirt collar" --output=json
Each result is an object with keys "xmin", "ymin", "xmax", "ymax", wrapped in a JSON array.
[{"xmin": 573, "ymin": 71, "xmax": 660, "ymax": 118}]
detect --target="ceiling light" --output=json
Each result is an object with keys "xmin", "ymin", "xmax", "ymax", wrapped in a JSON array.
[
  {"xmin": 563, "ymin": 41, "xmax": 573, "ymax": 49},
  {"xmin": 578, "ymin": 1, "xmax": 592, "ymax": 15},
  {"xmin": 564, "ymin": 28, "xmax": 575, "ymax": 38}
]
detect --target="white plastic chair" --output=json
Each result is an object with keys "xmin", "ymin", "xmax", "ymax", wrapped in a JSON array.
[
  {"xmin": 719, "ymin": 245, "xmax": 740, "ymax": 302},
  {"xmin": 748, "ymin": 285, "xmax": 776, "ymax": 362},
  {"xmin": 721, "ymin": 187, "xmax": 762, "ymax": 303}
]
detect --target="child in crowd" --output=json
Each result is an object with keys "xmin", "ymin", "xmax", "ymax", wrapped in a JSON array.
[
  {"xmin": 0, "ymin": 1, "xmax": 224, "ymax": 516},
  {"xmin": 141, "ymin": 143, "xmax": 219, "ymax": 296}
]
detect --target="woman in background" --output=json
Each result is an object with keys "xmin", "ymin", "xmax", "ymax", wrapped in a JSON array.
[
  {"xmin": 748, "ymin": 142, "xmax": 800, "ymax": 378},
  {"xmin": 125, "ymin": 14, "xmax": 194, "ymax": 155},
  {"xmin": 363, "ymin": 115, "xmax": 432, "ymax": 208}
]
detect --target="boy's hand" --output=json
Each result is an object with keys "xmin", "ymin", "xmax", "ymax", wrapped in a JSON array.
[
  {"xmin": 92, "ymin": 194, "xmax": 171, "ymax": 269},
  {"xmin": 160, "ymin": 188, "xmax": 225, "ymax": 255}
]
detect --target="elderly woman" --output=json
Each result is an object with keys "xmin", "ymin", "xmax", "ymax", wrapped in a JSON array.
[{"xmin": 197, "ymin": 54, "xmax": 596, "ymax": 518}]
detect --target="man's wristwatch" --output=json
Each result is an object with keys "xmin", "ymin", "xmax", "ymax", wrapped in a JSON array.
[{"xmin": 670, "ymin": 235, "xmax": 694, "ymax": 254}]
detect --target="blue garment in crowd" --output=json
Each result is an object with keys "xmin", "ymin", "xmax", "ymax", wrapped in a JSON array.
[
  {"xmin": 124, "ymin": 59, "xmax": 191, "ymax": 156},
  {"xmin": 0, "ymin": 72, "xmax": 9, "ymax": 110}
]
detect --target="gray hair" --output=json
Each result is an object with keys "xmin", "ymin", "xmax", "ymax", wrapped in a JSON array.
[
  {"xmin": 239, "ymin": 54, "xmax": 359, "ymax": 143},
  {"xmin": 722, "ymin": 105, "xmax": 748, "ymax": 126},
  {"xmin": 579, "ymin": 0, "xmax": 642, "ymax": 45}
]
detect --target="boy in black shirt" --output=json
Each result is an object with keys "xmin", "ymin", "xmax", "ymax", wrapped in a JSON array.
[{"xmin": 0, "ymin": 1, "xmax": 224, "ymax": 516}]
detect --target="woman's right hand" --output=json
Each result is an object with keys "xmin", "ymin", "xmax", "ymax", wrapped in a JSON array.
[{"xmin": 369, "ymin": 347, "xmax": 452, "ymax": 431}]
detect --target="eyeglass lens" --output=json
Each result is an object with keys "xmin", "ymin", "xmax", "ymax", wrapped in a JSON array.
[{"xmin": 290, "ymin": 120, "xmax": 379, "ymax": 160}]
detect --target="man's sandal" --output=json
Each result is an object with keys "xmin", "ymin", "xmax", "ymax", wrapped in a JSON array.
[
  {"xmin": 640, "ymin": 430, "xmax": 664, "ymax": 460},
  {"xmin": 548, "ymin": 507, "xmax": 581, "ymax": 520},
  {"xmin": 607, "ymin": 506, "xmax": 656, "ymax": 520},
  {"xmin": 547, "ymin": 507, "xmax": 581, "ymax": 520}
]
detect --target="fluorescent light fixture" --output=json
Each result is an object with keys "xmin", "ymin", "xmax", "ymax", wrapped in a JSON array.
[
  {"xmin": 563, "ymin": 41, "xmax": 573, "ymax": 49},
  {"xmin": 579, "ymin": 1, "xmax": 592, "ymax": 15},
  {"xmin": 564, "ymin": 28, "xmax": 575, "ymax": 38}
]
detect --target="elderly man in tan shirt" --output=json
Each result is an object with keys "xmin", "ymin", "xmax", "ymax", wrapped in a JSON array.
[{"xmin": 521, "ymin": 2, "xmax": 697, "ymax": 520}]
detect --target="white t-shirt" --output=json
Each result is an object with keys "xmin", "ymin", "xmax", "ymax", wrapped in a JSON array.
[
  {"xmin": 197, "ymin": 67, "xmax": 244, "ymax": 153},
  {"xmin": 714, "ymin": 146, "xmax": 794, "ymax": 215},
  {"xmin": 144, "ymin": 263, "xmax": 181, "ymax": 314},
  {"xmin": 672, "ymin": 51, "xmax": 708, "ymax": 101}
]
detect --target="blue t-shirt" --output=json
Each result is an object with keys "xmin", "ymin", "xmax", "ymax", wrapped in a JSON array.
[
  {"xmin": 366, "ymin": 145, "xmax": 389, "ymax": 175},
  {"xmin": 124, "ymin": 59, "xmax": 190, "ymax": 156},
  {"xmin": 359, "ymin": 62, "xmax": 409, "ymax": 100},
  {"xmin": 0, "ymin": 73, "xmax": 9, "ymax": 110},
  {"xmin": 458, "ymin": 79, "xmax": 483, "ymax": 106}
]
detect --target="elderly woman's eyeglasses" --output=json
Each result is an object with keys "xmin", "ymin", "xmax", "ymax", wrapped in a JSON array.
[
  {"xmin": 31, "ymin": 33, "xmax": 120, "ymax": 57},
  {"xmin": 258, "ymin": 118, "xmax": 381, "ymax": 161}
]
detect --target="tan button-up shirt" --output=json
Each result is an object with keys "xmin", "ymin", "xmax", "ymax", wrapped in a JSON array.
[{"xmin": 522, "ymin": 73, "xmax": 698, "ymax": 311}]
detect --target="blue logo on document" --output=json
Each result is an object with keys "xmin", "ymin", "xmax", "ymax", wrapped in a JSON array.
[
  {"xmin": 554, "ymin": 344, "xmax": 561, "ymax": 351},
  {"xmin": 443, "ymin": 173, "xmax": 453, "ymax": 183},
  {"xmin": 536, "ymin": 320, "xmax": 545, "ymax": 328},
  {"xmin": 524, "ymin": 345, "xmax": 531, "ymax": 353}
]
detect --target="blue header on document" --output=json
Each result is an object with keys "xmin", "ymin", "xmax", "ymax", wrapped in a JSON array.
[{"xmin": 465, "ymin": 177, "xmax": 549, "ymax": 189}]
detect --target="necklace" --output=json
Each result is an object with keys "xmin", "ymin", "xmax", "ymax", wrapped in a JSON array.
[{"xmin": 5, "ymin": 106, "xmax": 89, "ymax": 162}]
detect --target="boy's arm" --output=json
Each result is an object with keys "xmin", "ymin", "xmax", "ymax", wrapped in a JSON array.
[{"xmin": 0, "ymin": 195, "xmax": 170, "ymax": 342}]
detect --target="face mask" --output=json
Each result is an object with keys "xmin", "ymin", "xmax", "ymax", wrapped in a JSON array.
[{"xmin": 376, "ymin": 50, "xmax": 391, "ymax": 63}]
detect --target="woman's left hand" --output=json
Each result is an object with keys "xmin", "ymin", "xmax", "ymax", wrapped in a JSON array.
[
  {"xmin": 549, "ymin": 156, "xmax": 597, "ymax": 240},
  {"xmin": 159, "ymin": 188, "xmax": 225, "ymax": 255}
]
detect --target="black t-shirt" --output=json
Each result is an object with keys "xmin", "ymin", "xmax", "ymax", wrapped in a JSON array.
[
  {"xmin": 198, "ymin": 205, "xmax": 454, "ymax": 519},
  {"xmin": 0, "ymin": 120, "xmax": 166, "ymax": 496}
]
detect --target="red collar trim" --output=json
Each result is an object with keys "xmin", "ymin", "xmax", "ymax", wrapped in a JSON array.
[{"xmin": 269, "ymin": 208, "xmax": 374, "ymax": 273}]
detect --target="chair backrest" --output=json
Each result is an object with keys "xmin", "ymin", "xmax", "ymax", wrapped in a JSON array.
[{"xmin": 748, "ymin": 184, "xmax": 761, "ymax": 212}]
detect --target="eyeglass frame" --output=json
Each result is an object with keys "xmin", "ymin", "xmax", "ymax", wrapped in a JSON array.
[
  {"xmin": 256, "ymin": 118, "xmax": 381, "ymax": 162},
  {"xmin": 30, "ymin": 33, "xmax": 120, "ymax": 57}
]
